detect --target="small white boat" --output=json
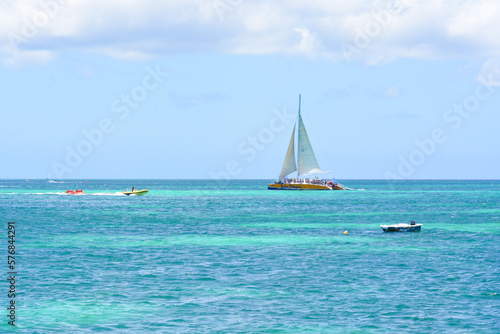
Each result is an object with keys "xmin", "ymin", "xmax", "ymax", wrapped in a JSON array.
[{"xmin": 381, "ymin": 223, "xmax": 422, "ymax": 232}]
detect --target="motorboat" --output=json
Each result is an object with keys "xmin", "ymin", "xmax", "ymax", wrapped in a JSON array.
[
  {"xmin": 381, "ymin": 222, "xmax": 422, "ymax": 232},
  {"xmin": 123, "ymin": 189, "xmax": 148, "ymax": 196}
]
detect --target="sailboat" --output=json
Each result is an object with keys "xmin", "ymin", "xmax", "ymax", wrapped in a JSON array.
[{"xmin": 268, "ymin": 95, "xmax": 345, "ymax": 190}]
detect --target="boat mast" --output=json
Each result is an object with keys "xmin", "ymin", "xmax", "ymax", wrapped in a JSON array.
[{"xmin": 297, "ymin": 94, "xmax": 301, "ymax": 180}]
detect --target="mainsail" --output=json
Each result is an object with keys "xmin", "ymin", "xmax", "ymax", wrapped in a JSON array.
[
  {"xmin": 297, "ymin": 111, "xmax": 322, "ymax": 176},
  {"xmin": 278, "ymin": 125, "xmax": 297, "ymax": 180}
]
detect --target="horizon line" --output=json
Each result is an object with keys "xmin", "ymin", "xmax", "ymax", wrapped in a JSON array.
[{"xmin": 3, "ymin": 178, "xmax": 500, "ymax": 181}]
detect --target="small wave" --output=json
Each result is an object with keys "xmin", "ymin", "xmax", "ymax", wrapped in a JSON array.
[
  {"xmin": 32, "ymin": 192, "xmax": 123, "ymax": 196},
  {"xmin": 1, "ymin": 191, "xmax": 126, "ymax": 196},
  {"xmin": 90, "ymin": 192, "xmax": 125, "ymax": 196},
  {"xmin": 4, "ymin": 192, "xmax": 70, "ymax": 195},
  {"xmin": 28, "ymin": 192, "xmax": 84, "ymax": 196},
  {"xmin": 48, "ymin": 180, "xmax": 65, "ymax": 183}
]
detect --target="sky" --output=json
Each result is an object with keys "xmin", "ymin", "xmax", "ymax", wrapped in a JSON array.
[{"xmin": 1, "ymin": 0, "xmax": 499, "ymax": 180}]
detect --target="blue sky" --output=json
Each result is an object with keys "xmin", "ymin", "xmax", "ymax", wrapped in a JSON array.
[{"xmin": 1, "ymin": 0, "xmax": 499, "ymax": 179}]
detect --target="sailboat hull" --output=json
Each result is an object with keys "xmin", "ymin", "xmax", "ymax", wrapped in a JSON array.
[{"xmin": 268, "ymin": 183, "xmax": 344, "ymax": 190}]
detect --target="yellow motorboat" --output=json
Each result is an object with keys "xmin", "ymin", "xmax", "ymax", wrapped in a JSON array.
[{"xmin": 123, "ymin": 189, "xmax": 149, "ymax": 196}]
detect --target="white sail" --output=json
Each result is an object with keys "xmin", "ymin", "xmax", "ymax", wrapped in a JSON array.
[
  {"xmin": 297, "ymin": 114, "xmax": 322, "ymax": 176},
  {"xmin": 278, "ymin": 125, "xmax": 297, "ymax": 180}
]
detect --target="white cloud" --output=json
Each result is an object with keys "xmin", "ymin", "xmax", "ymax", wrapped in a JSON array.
[
  {"xmin": 1, "ymin": 0, "xmax": 500, "ymax": 66},
  {"xmin": 1, "ymin": 49, "xmax": 54, "ymax": 67},
  {"xmin": 384, "ymin": 85, "xmax": 401, "ymax": 98}
]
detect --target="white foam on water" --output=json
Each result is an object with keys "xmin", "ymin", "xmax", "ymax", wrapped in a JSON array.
[
  {"xmin": 2, "ymin": 191, "xmax": 127, "ymax": 196},
  {"xmin": 30, "ymin": 192, "xmax": 68, "ymax": 195},
  {"xmin": 90, "ymin": 192, "xmax": 126, "ymax": 196}
]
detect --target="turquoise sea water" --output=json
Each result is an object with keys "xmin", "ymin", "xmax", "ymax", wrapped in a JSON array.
[{"xmin": 1, "ymin": 179, "xmax": 499, "ymax": 333}]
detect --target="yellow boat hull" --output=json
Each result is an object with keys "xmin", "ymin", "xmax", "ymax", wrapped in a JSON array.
[
  {"xmin": 123, "ymin": 189, "xmax": 149, "ymax": 196},
  {"xmin": 268, "ymin": 183, "xmax": 344, "ymax": 190}
]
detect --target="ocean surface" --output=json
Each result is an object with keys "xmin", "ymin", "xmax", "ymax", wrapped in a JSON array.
[{"xmin": 1, "ymin": 179, "xmax": 499, "ymax": 333}]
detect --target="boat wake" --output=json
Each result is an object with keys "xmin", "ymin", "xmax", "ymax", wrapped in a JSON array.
[
  {"xmin": 2, "ymin": 192, "xmax": 125, "ymax": 196},
  {"xmin": 32, "ymin": 192, "xmax": 68, "ymax": 195},
  {"xmin": 90, "ymin": 192, "xmax": 126, "ymax": 196}
]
